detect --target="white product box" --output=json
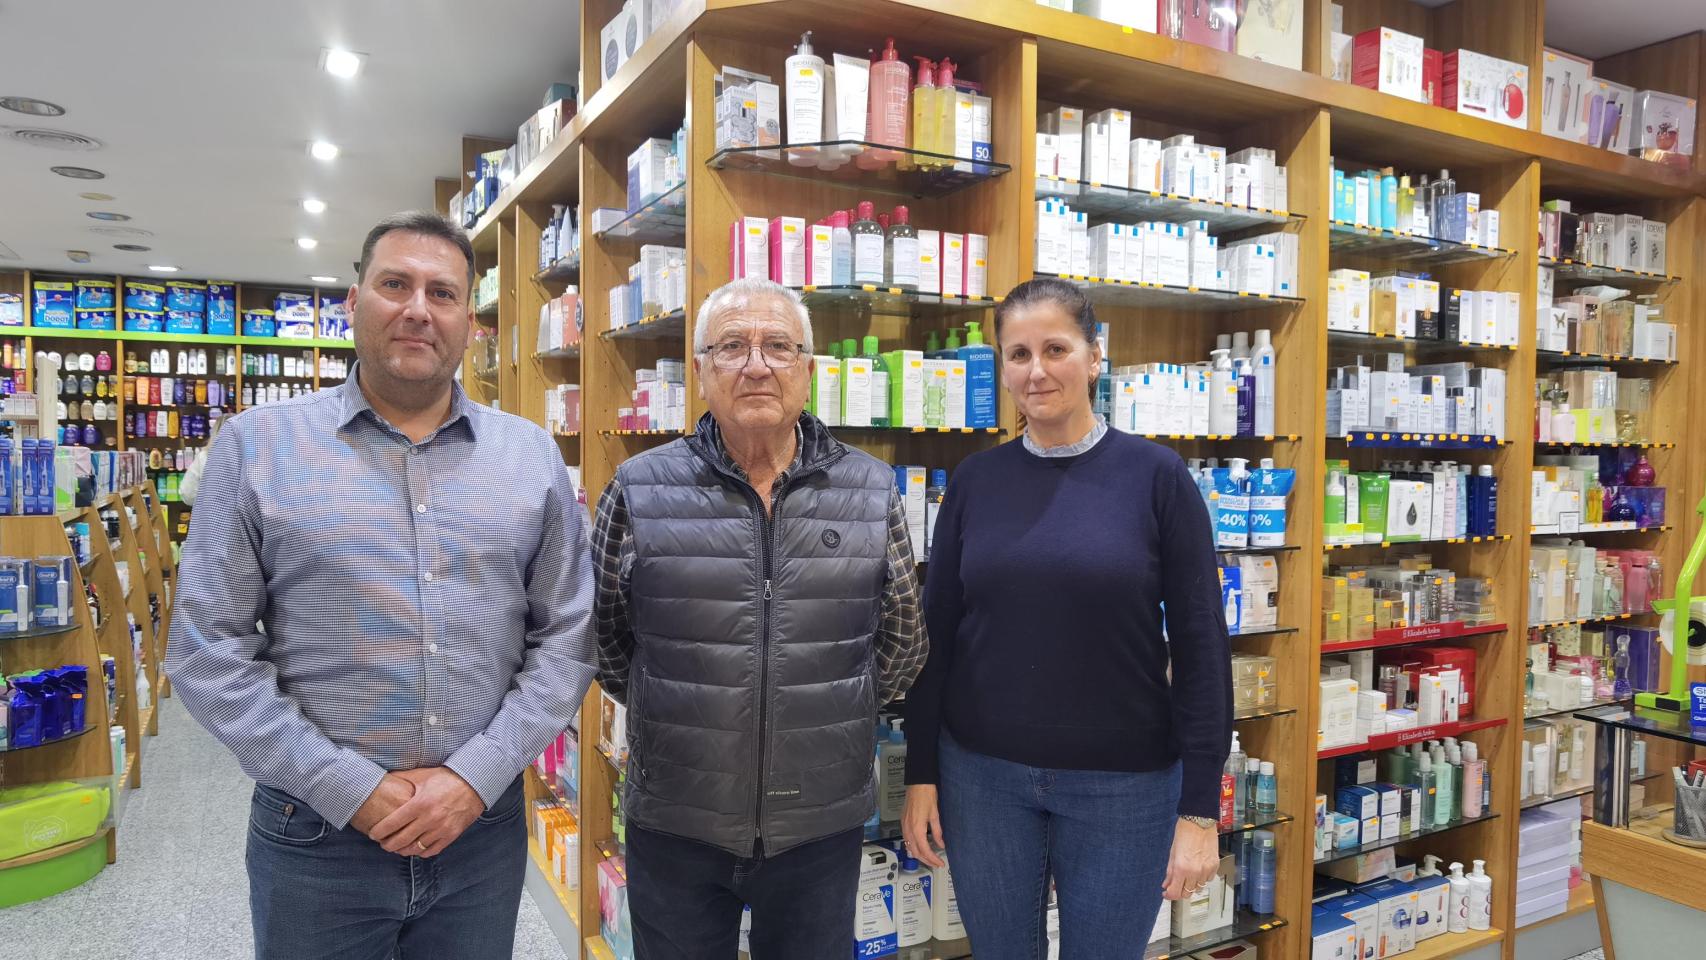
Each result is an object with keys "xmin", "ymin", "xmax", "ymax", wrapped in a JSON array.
[
  {"xmin": 768, "ymin": 217, "xmax": 805, "ymax": 287},
  {"xmin": 1130, "ymin": 137, "xmax": 1162, "ymax": 191},
  {"xmin": 1043, "ymin": 106, "xmax": 1083, "ymax": 181},
  {"xmin": 892, "ymin": 350, "xmax": 925, "ymax": 427},
  {"xmin": 896, "ymin": 466, "xmax": 926, "ymax": 559},
  {"xmin": 1320, "ymin": 677, "xmax": 1360, "ymax": 749},
  {"xmin": 806, "ymin": 223, "xmax": 834, "ymax": 286},
  {"xmin": 1591, "ymin": 79, "xmax": 1637, "ymax": 152},
  {"xmin": 1644, "ymin": 219, "xmax": 1667, "ymax": 274},
  {"xmin": 1069, "ymin": 212, "xmax": 1089, "ymax": 276},
  {"xmin": 840, "ymin": 357, "xmax": 873, "ymax": 427},
  {"xmin": 1036, "ymin": 133, "xmax": 1061, "ymax": 178},
  {"xmin": 945, "ymin": 360, "xmax": 967, "ymax": 429},
  {"xmin": 1630, "ymin": 90, "xmax": 1697, "ymax": 162},
  {"xmin": 600, "ymin": 7, "xmax": 634, "ymax": 82},
  {"xmin": 1170, "ymin": 855, "xmax": 1236, "ymax": 938},
  {"xmin": 1235, "ymin": 0, "xmax": 1302, "ymax": 70},
  {"xmin": 1330, "ymin": 32, "xmax": 1354, "ymax": 83},
  {"xmin": 812, "ymin": 356, "xmax": 842, "ymax": 425},
  {"xmin": 1542, "ymin": 48, "xmax": 1594, "ymax": 144},
  {"xmin": 1082, "ymin": 120, "xmax": 1111, "ymax": 185},
  {"xmin": 1353, "ymin": 28, "xmax": 1425, "ymax": 103},
  {"xmin": 1479, "ymin": 209, "xmax": 1500, "ymax": 248},
  {"xmin": 1443, "ymin": 50, "xmax": 1528, "ymax": 127},
  {"xmin": 941, "ymin": 233, "xmax": 965, "ymax": 297},
  {"xmin": 1313, "ymin": 912, "xmax": 1359, "ymax": 960},
  {"xmin": 627, "ymin": 138, "xmax": 674, "ymax": 210},
  {"xmin": 1087, "ymin": 109, "xmax": 1132, "ymax": 188},
  {"xmin": 730, "ymin": 216, "xmax": 768, "ymax": 280},
  {"xmin": 917, "ymin": 229, "xmax": 942, "ymax": 294},
  {"xmin": 1071, "ymin": 0, "xmax": 1156, "ymax": 33},
  {"xmin": 1328, "ymin": 269, "xmax": 1371, "ymax": 332},
  {"xmin": 966, "ymin": 234, "xmax": 989, "ymax": 297}
]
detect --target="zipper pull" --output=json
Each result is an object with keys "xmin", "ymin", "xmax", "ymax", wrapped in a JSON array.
[{"xmin": 763, "ymin": 579, "xmax": 773, "ymax": 600}]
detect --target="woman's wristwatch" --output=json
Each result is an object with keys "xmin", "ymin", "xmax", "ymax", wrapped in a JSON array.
[{"xmin": 1180, "ymin": 815, "xmax": 1217, "ymax": 831}]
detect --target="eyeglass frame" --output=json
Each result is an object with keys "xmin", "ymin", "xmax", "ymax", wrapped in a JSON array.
[{"xmin": 698, "ymin": 338, "xmax": 810, "ymax": 371}]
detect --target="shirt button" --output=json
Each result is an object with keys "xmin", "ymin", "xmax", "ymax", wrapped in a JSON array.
[
  {"xmin": 429, "ymin": 643, "xmax": 440, "ymax": 654},
  {"xmin": 416, "ymin": 503, "xmax": 427, "ymax": 514},
  {"xmin": 422, "ymin": 571, "xmax": 435, "ymax": 582},
  {"xmin": 427, "ymin": 715, "xmax": 440, "ymax": 726}
]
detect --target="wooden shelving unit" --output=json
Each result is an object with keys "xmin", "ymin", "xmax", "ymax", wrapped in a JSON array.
[{"xmin": 448, "ymin": 2, "xmax": 1705, "ymax": 958}]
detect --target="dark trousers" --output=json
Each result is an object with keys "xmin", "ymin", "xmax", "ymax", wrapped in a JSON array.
[
  {"xmin": 246, "ymin": 778, "xmax": 527, "ymax": 960},
  {"xmin": 625, "ymin": 824, "xmax": 863, "ymax": 960}
]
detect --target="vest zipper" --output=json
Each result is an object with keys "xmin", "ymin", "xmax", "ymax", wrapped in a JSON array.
[{"xmin": 752, "ymin": 483, "xmax": 782, "ymax": 853}]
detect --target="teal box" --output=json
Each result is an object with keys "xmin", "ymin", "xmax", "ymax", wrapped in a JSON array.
[
  {"xmin": 32, "ymin": 282, "xmax": 74, "ymax": 328},
  {"xmin": 206, "ymin": 283, "xmax": 236, "ymax": 335},
  {"xmin": 242, "ymin": 309, "xmax": 276, "ymax": 338},
  {"xmin": 166, "ymin": 310, "xmax": 203, "ymax": 335},
  {"xmin": 75, "ymin": 309, "xmax": 116, "ymax": 331},
  {"xmin": 124, "ymin": 309, "xmax": 164, "ymax": 334}
]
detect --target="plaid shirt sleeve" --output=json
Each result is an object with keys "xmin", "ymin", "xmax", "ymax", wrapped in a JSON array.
[
  {"xmin": 877, "ymin": 486, "xmax": 928, "ymax": 704},
  {"xmin": 591, "ymin": 476, "xmax": 637, "ymax": 704}
]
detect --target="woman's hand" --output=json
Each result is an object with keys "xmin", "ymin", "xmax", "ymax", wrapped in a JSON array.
[
  {"xmin": 1160, "ymin": 817, "xmax": 1221, "ymax": 900},
  {"xmin": 901, "ymin": 784, "xmax": 946, "ymax": 869}
]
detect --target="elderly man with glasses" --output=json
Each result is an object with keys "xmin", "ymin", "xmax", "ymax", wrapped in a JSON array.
[{"xmin": 589, "ymin": 277, "xmax": 927, "ymax": 960}]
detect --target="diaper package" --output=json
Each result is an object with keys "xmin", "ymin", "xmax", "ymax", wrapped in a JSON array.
[
  {"xmin": 32, "ymin": 281, "xmax": 74, "ymax": 328},
  {"xmin": 122, "ymin": 281, "xmax": 165, "ymax": 312}
]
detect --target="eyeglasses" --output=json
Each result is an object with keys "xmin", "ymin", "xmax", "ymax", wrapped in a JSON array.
[{"xmin": 702, "ymin": 339, "xmax": 807, "ymax": 370}]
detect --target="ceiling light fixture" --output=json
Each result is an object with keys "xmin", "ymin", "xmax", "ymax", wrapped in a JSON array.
[
  {"xmin": 309, "ymin": 140, "xmax": 340, "ymax": 161},
  {"xmin": 86, "ymin": 211, "xmax": 131, "ymax": 222},
  {"xmin": 296, "ymin": 237, "xmax": 319, "ymax": 250},
  {"xmin": 66, "ymin": 250, "xmax": 92, "ymax": 264},
  {"xmin": 309, "ymin": 275, "xmax": 340, "ymax": 283},
  {"xmin": 0, "ymin": 96, "xmax": 67, "ymax": 117},
  {"xmin": 50, "ymin": 165, "xmax": 104, "ymax": 179},
  {"xmin": 320, "ymin": 48, "xmax": 366, "ymax": 79},
  {"xmin": 79, "ymin": 192, "xmax": 115, "ymax": 201},
  {"xmin": 113, "ymin": 244, "xmax": 151, "ymax": 252},
  {"xmin": 147, "ymin": 264, "xmax": 180, "ymax": 273},
  {"xmin": 302, "ymin": 198, "xmax": 327, "ymax": 214}
]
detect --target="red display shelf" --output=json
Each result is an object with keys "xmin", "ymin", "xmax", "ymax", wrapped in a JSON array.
[
  {"xmin": 1318, "ymin": 716, "xmax": 1507, "ymax": 759},
  {"xmin": 1321, "ymin": 621, "xmax": 1508, "ymax": 655}
]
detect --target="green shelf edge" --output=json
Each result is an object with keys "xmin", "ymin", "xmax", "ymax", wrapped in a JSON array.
[{"xmin": 0, "ymin": 327, "xmax": 354, "ymax": 350}]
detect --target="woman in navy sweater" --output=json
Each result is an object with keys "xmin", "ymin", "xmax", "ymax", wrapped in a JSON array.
[{"xmin": 902, "ymin": 278, "xmax": 1233, "ymax": 958}]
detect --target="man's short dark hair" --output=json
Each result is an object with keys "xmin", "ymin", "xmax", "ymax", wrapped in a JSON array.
[{"xmin": 357, "ymin": 211, "xmax": 476, "ymax": 290}]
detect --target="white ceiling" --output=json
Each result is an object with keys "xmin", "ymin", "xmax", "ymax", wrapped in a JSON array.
[
  {"xmin": 1544, "ymin": 0, "xmax": 1706, "ymax": 60},
  {"xmin": 0, "ymin": 0, "xmax": 580, "ymax": 286}
]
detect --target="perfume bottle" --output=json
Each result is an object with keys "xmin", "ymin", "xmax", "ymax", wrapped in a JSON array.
[
  {"xmin": 1608, "ymin": 488, "xmax": 1637, "ymax": 523},
  {"xmin": 1612, "ymin": 635, "xmax": 1632, "ymax": 698},
  {"xmin": 1625, "ymin": 453, "xmax": 1656, "ymax": 486}
]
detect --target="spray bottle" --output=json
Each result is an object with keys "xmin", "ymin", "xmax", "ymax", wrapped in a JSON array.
[{"xmin": 1222, "ymin": 731, "xmax": 1246, "ymax": 830}]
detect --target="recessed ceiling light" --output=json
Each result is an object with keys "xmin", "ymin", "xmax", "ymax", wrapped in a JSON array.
[
  {"xmin": 147, "ymin": 264, "xmax": 179, "ymax": 273},
  {"xmin": 113, "ymin": 243, "xmax": 151, "ymax": 252},
  {"xmin": 66, "ymin": 250, "xmax": 92, "ymax": 264},
  {"xmin": 296, "ymin": 237, "xmax": 319, "ymax": 250},
  {"xmin": 320, "ymin": 48, "xmax": 366, "ymax": 79},
  {"xmin": 309, "ymin": 275, "xmax": 340, "ymax": 283},
  {"xmin": 309, "ymin": 140, "xmax": 340, "ymax": 161},
  {"xmin": 1, "ymin": 96, "xmax": 67, "ymax": 117},
  {"xmin": 86, "ymin": 211, "xmax": 131, "ymax": 222},
  {"xmin": 51, "ymin": 165, "xmax": 104, "ymax": 180},
  {"xmin": 302, "ymin": 198, "xmax": 327, "ymax": 214},
  {"xmin": 79, "ymin": 192, "xmax": 115, "ymax": 201}
]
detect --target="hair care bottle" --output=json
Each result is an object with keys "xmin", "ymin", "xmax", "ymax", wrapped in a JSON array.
[{"xmin": 1447, "ymin": 862, "xmax": 1470, "ymax": 933}]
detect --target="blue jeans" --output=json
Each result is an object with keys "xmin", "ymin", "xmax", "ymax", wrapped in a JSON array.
[
  {"xmin": 625, "ymin": 824, "xmax": 862, "ymax": 960},
  {"xmin": 938, "ymin": 731, "xmax": 1180, "ymax": 960},
  {"xmin": 246, "ymin": 777, "xmax": 527, "ymax": 960}
]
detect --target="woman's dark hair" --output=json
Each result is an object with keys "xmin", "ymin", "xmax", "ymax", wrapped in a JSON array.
[{"xmin": 992, "ymin": 277, "xmax": 1098, "ymax": 345}]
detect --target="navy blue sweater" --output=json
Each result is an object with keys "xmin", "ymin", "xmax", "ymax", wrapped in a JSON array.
[{"xmin": 903, "ymin": 430, "xmax": 1233, "ymax": 819}]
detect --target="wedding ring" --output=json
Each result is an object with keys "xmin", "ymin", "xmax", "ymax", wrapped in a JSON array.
[{"xmin": 417, "ymin": 840, "xmax": 428, "ymax": 851}]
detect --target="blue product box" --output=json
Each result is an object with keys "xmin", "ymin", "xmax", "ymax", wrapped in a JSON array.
[
  {"xmin": 75, "ymin": 309, "xmax": 116, "ymax": 331},
  {"xmin": 1691, "ymin": 682, "xmax": 1706, "ymax": 725},
  {"xmin": 165, "ymin": 280, "xmax": 207, "ymax": 315},
  {"xmin": 242, "ymin": 309, "xmax": 276, "ymax": 338},
  {"xmin": 206, "ymin": 282, "xmax": 236, "ymax": 335},
  {"xmin": 124, "ymin": 309, "xmax": 164, "ymax": 334},
  {"xmin": 123, "ymin": 280, "xmax": 166, "ymax": 312},
  {"xmin": 0, "ymin": 291, "xmax": 22, "ymax": 326},
  {"xmin": 166, "ymin": 310, "xmax": 204, "ymax": 335},
  {"xmin": 1219, "ymin": 564, "xmax": 1243, "ymax": 635},
  {"xmin": 32, "ymin": 281, "xmax": 74, "ymax": 328},
  {"xmin": 318, "ymin": 293, "xmax": 349, "ymax": 340},
  {"xmin": 75, "ymin": 279, "xmax": 116, "ymax": 310}
]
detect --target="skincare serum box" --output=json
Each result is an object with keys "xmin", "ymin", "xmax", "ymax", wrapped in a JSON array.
[
  {"xmin": 627, "ymin": 138, "xmax": 675, "ymax": 211},
  {"xmin": 806, "ymin": 223, "xmax": 834, "ymax": 285},
  {"xmin": 945, "ymin": 360, "xmax": 968, "ymax": 429},
  {"xmin": 729, "ymin": 217, "xmax": 769, "ymax": 280},
  {"xmin": 965, "ymin": 234, "xmax": 989, "ymax": 297},
  {"xmin": 1086, "ymin": 109, "xmax": 1132, "ymax": 187},
  {"xmin": 811, "ymin": 356, "xmax": 842, "ymax": 425},
  {"xmin": 767, "ymin": 217, "xmax": 806, "ymax": 287},
  {"xmin": 1129, "ymin": 137, "xmax": 1162, "ymax": 191},
  {"xmin": 1042, "ymin": 107, "xmax": 1083, "ymax": 181},
  {"xmin": 1352, "ymin": 28, "xmax": 1424, "ymax": 103},
  {"xmin": 895, "ymin": 466, "xmax": 927, "ymax": 559},
  {"xmin": 1330, "ymin": 32, "xmax": 1354, "ymax": 83},
  {"xmin": 941, "ymin": 233, "xmax": 966, "ymax": 297},
  {"xmin": 917, "ymin": 229, "xmax": 942, "ymax": 294},
  {"xmin": 886, "ymin": 350, "xmax": 925, "ymax": 427}
]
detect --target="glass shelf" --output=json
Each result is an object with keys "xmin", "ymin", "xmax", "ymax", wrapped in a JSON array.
[
  {"xmin": 1530, "ymin": 523, "xmax": 1670, "ymax": 537},
  {"xmin": 1148, "ymin": 913, "xmax": 1288, "ymax": 960},
  {"xmin": 1129, "ymin": 432, "xmax": 1302, "ymax": 442},
  {"xmin": 1524, "ymin": 698, "xmax": 1628, "ymax": 723},
  {"xmin": 797, "ymin": 285, "xmax": 999, "ymax": 315},
  {"xmin": 1234, "ymin": 705, "xmax": 1298, "ymax": 722},
  {"xmin": 1034, "ymin": 273, "xmax": 1304, "ymax": 313},
  {"xmin": 1535, "ymin": 440, "xmax": 1675, "ymax": 451},
  {"xmin": 1217, "ymin": 544, "xmax": 1301, "ymax": 557},
  {"xmin": 1529, "ymin": 611, "xmax": 1651, "ymax": 630},
  {"xmin": 1321, "ymin": 621, "xmax": 1509, "ymax": 655},
  {"xmin": 1036, "ymin": 176, "xmax": 1301, "ymax": 232},
  {"xmin": 0, "ymin": 622, "xmax": 79, "ymax": 642},
  {"xmin": 600, "ymin": 309, "xmax": 686, "ymax": 342},
  {"xmin": 1329, "ymin": 328, "xmax": 1518, "ymax": 355},
  {"xmin": 710, "ymin": 141, "xmax": 1010, "ymax": 197},
  {"xmin": 1325, "ymin": 534, "xmax": 1512, "ymax": 551},
  {"xmin": 599, "ymin": 429, "xmax": 683, "ymax": 438},
  {"xmin": 1230, "ymin": 626, "xmax": 1300, "ymax": 639},
  {"xmin": 0, "ymin": 722, "xmax": 98, "ymax": 754},
  {"xmin": 1575, "ymin": 703, "xmax": 1706, "ymax": 751},
  {"xmin": 1334, "ymin": 432, "xmax": 1510, "ymax": 450},
  {"xmin": 1329, "ymin": 223, "xmax": 1515, "ymax": 266},
  {"xmin": 535, "ymin": 256, "xmax": 580, "ymax": 284},
  {"xmin": 1536, "ymin": 346, "xmax": 1677, "ymax": 366},
  {"xmin": 474, "ymin": 300, "xmax": 499, "ymax": 318},
  {"xmin": 1315, "ymin": 812, "xmax": 1500, "ymax": 865},
  {"xmin": 595, "ymin": 183, "xmax": 686, "ymax": 244},
  {"xmin": 1318, "ymin": 716, "xmax": 1507, "ymax": 760},
  {"xmin": 534, "ymin": 345, "xmax": 581, "ymax": 360},
  {"xmin": 834, "ymin": 425, "xmax": 1004, "ymax": 435},
  {"xmin": 1539, "ymin": 256, "xmax": 1680, "ymax": 284}
]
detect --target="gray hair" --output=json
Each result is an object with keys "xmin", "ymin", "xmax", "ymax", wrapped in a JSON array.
[
  {"xmin": 358, "ymin": 210, "xmax": 476, "ymax": 289},
  {"xmin": 692, "ymin": 278, "xmax": 814, "ymax": 355}
]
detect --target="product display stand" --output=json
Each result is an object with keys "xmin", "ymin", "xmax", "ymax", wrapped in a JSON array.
[
  {"xmin": 71, "ymin": 501, "xmax": 145, "ymax": 791},
  {"xmin": 446, "ymin": 3, "xmax": 1704, "ymax": 958},
  {"xmin": 103, "ymin": 489, "xmax": 163, "ymax": 739},
  {"xmin": 0, "ymin": 511, "xmax": 119, "ymax": 905}
]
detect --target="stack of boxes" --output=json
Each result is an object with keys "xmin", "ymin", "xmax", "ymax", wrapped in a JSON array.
[
  {"xmin": 1539, "ymin": 47, "xmax": 1697, "ymax": 164},
  {"xmin": 1328, "ymin": 274, "xmax": 1516, "ymax": 348},
  {"xmin": 1338, "ymin": 22, "xmax": 1529, "ymax": 129},
  {"xmin": 537, "ymin": 287, "xmax": 582, "ymax": 354},
  {"xmin": 1515, "ymin": 803, "xmax": 1582, "ymax": 928},
  {"xmin": 546, "ymin": 385, "xmax": 581, "ymax": 436},
  {"xmin": 1036, "ymin": 108, "xmax": 1289, "ymax": 212},
  {"xmin": 1325, "ymin": 356, "xmax": 1507, "ymax": 440},
  {"xmin": 1539, "ymin": 201, "xmax": 1669, "ymax": 273},
  {"xmin": 1037, "ymin": 202, "xmax": 1297, "ymax": 296},
  {"xmin": 620, "ymin": 360, "xmax": 685, "ymax": 432},
  {"xmin": 609, "ymin": 245, "xmax": 687, "ymax": 332},
  {"xmin": 1220, "ymin": 554, "xmax": 1280, "ymax": 637}
]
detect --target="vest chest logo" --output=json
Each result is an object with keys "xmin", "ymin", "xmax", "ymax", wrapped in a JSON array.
[{"xmin": 822, "ymin": 529, "xmax": 841, "ymax": 548}]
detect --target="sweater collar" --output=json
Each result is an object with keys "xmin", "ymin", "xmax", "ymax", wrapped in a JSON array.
[{"xmin": 1023, "ymin": 415, "xmax": 1108, "ymax": 458}]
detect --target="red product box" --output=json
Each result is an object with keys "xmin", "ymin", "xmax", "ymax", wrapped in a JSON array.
[
  {"xmin": 1352, "ymin": 27, "xmax": 1424, "ymax": 101},
  {"xmin": 1411, "ymin": 646, "xmax": 1477, "ymax": 714},
  {"xmin": 1423, "ymin": 49, "xmax": 1444, "ymax": 106}
]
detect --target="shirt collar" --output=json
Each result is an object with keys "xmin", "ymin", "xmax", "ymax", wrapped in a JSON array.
[
  {"xmin": 338, "ymin": 361, "xmax": 477, "ymax": 442},
  {"xmin": 705, "ymin": 416, "xmax": 805, "ymax": 482},
  {"xmin": 1023, "ymin": 415, "xmax": 1108, "ymax": 458}
]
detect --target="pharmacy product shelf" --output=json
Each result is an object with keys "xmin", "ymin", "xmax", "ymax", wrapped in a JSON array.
[
  {"xmin": 1321, "ymin": 621, "xmax": 1509, "ymax": 656},
  {"xmin": 711, "ymin": 141, "xmax": 1010, "ymax": 197},
  {"xmin": 1329, "ymin": 223, "xmax": 1514, "ymax": 267},
  {"xmin": 1318, "ymin": 717, "xmax": 1508, "ymax": 760}
]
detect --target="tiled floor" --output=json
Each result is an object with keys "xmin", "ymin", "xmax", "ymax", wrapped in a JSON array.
[{"xmin": 5, "ymin": 695, "xmax": 568, "ymax": 959}]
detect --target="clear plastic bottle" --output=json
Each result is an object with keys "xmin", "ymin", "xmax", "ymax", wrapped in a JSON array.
[
  {"xmin": 911, "ymin": 57, "xmax": 937, "ymax": 166},
  {"xmin": 829, "ymin": 209, "xmax": 854, "ymax": 286},
  {"xmin": 1223, "ymin": 731, "xmax": 1246, "ymax": 830},
  {"xmin": 851, "ymin": 201, "xmax": 886, "ymax": 284},
  {"xmin": 1255, "ymin": 761, "xmax": 1277, "ymax": 815},
  {"xmin": 862, "ymin": 39, "xmax": 911, "ymax": 169},
  {"xmin": 1250, "ymin": 830, "xmax": 1276, "ymax": 915},
  {"xmin": 863, "ymin": 335, "xmax": 890, "ymax": 428},
  {"xmin": 888, "ymin": 205, "xmax": 920, "ymax": 290}
]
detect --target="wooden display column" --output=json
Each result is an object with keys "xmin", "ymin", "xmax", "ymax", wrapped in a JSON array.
[
  {"xmin": 71, "ymin": 504, "xmax": 144, "ymax": 789},
  {"xmin": 105, "ymin": 490, "xmax": 162, "ymax": 738}
]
